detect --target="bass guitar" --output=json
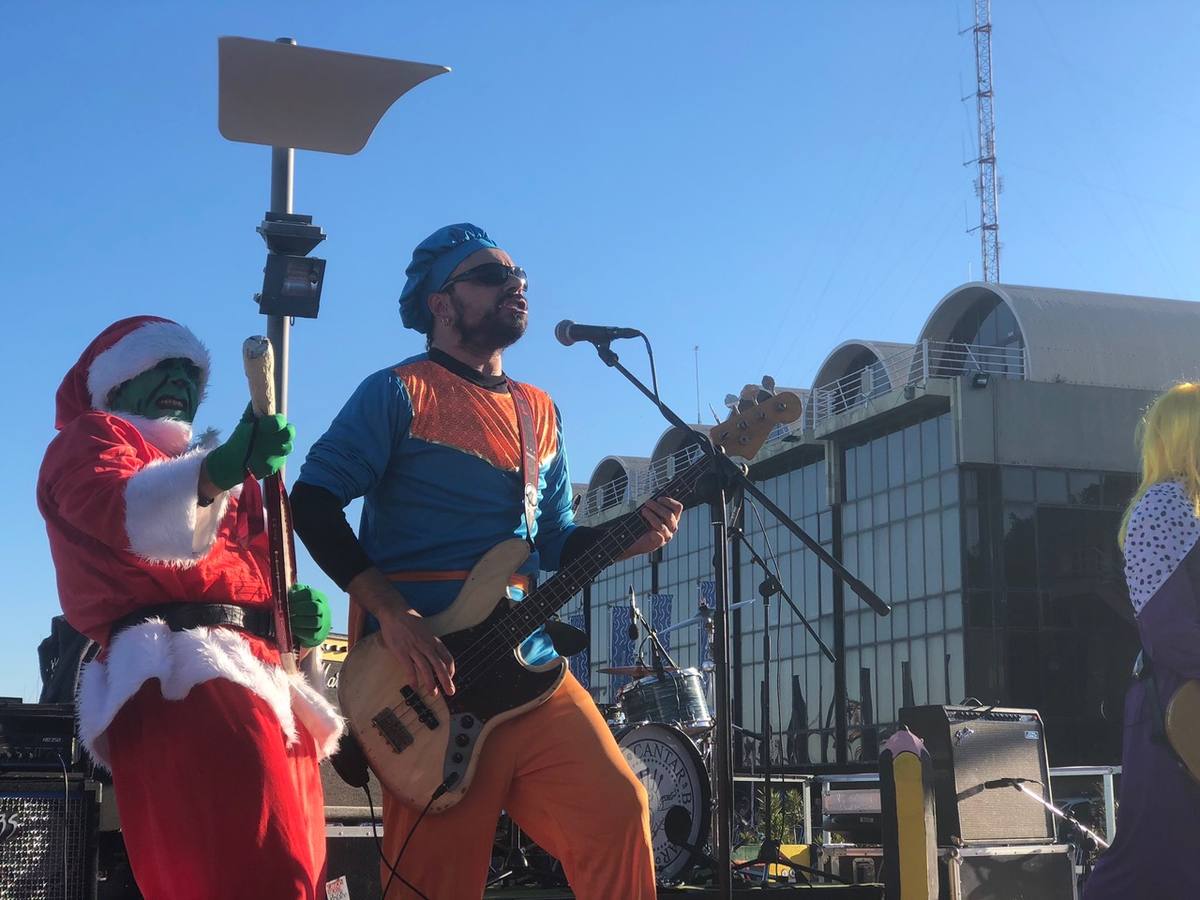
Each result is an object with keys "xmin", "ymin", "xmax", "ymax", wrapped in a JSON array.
[
  {"xmin": 337, "ymin": 390, "xmax": 802, "ymax": 812},
  {"xmin": 1165, "ymin": 679, "xmax": 1200, "ymax": 783}
]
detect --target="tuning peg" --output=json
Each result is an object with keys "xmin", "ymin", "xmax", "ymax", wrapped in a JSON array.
[
  {"xmin": 723, "ymin": 393, "xmax": 739, "ymax": 411},
  {"xmin": 761, "ymin": 375, "xmax": 776, "ymax": 393},
  {"xmin": 738, "ymin": 384, "xmax": 758, "ymax": 411}
]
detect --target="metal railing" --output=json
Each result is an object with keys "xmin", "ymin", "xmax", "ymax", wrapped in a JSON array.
[
  {"xmin": 579, "ymin": 441, "xmax": 706, "ymax": 519},
  {"xmin": 808, "ymin": 339, "xmax": 1024, "ymax": 428},
  {"xmin": 578, "ymin": 340, "xmax": 1025, "ymax": 518}
]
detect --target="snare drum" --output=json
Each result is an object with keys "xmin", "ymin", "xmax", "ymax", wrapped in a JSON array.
[{"xmin": 617, "ymin": 668, "xmax": 712, "ymax": 735}]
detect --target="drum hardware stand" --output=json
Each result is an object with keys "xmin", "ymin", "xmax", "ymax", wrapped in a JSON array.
[
  {"xmin": 487, "ymin": 817, "xmax": 565, "ymax": 889},
  {"xmin": 584, "ymin": 339, "xmax": 891, "ymax": 899}
]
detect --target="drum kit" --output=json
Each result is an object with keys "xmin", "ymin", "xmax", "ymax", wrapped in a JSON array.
[{"xmin": 591, "ymin": 591, "xmax": 756, "ymax": 883}]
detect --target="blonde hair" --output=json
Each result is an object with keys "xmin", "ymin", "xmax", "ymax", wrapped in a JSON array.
[{"xmin": 1119, "ymin": 382, "xmax": 1200, "ymax": 549}]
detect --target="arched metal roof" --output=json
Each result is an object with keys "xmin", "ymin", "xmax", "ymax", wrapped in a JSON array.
[
  {"xmin": 918, "ymin": 283, "xmax": 1200, "ymax": 390},
  {"xmin": 650, "ymin": 424, "xmax": 709, "ymax": 463},
  {"xmin": 585, "ymin": 455, "xmax": 650, "ymax": 493},
  {"xmin": 806, "ymin": 341, "xmax": 915, "ymax": 427},
  {"xmin": 810, "ymin": 340, "xmax": 916, "ymax": 391}
]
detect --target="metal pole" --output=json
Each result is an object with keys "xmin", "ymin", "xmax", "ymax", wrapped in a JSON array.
[
  {"xmin": 267, "ymin": 37, "xmax": 296, "ymax": 419},
  {"xmin": 711, "ymin": 503, "xmax": 734, "ymax": 899},
  {"xmin": 831, "ymin": 502, "xmax": 848, "ymax": 764}
]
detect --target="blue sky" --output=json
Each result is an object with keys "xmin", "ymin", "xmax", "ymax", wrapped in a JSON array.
[{"xmin": 3, "ymin": 2, "xmax": 1198, "ymax": 699}]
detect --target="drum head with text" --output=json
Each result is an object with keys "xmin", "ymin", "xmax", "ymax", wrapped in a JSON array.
[{"xmin": 616, "ymin": 723, "xmax": 710, "ymax": 881}]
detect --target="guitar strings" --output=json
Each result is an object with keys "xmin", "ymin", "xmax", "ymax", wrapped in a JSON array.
[
  {"xmin": 382, "ymin": 395, "xmax": 796, "ymax": 714},
  {"xmin": 377, "ymin": 457, "xmax": 712, "ymax": 737},
  {"xmin": 379, "ymin": 479, "xmax": 665, "ymax": 726}
]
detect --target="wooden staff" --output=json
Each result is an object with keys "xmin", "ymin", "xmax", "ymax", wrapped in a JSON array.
[{"xmin": 242, "ymin": 336, "xmax": 298, "ymax": 673}]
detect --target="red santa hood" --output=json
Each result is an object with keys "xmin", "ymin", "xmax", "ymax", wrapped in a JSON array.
[{"xmin": 55, "ymin": 316, "xmax": 211, "ymax": 430}]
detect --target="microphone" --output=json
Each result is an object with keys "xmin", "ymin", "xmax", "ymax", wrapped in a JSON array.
[
  {"xmin": 627, "ymin": 586, "xmax": 639, "ymax": 641},
  {"xmin": 983, "ymin": 777, "xmax": 1039, "ymax": 790},
  {"xmin": 555, "ymin": 320, "xmax": 641, "ymax": 347}
]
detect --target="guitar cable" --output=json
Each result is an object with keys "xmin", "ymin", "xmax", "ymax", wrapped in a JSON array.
[{"xmin": 372, "ymin": 780, "xmax": 450, "ymax": 900}]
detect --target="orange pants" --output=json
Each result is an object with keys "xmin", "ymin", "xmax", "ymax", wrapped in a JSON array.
[{"xmin": 379, "ymin": 671, "xmax": 656, "ymax": 899}]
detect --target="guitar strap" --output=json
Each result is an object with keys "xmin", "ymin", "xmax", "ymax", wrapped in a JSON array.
[{"xmin": 507, "ymin": 379, "xmax": 539, "ymax": 552}]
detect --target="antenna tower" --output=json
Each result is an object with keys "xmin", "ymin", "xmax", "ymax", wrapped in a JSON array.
[{"xmin": 967, "ymin": 0, "xmax": 1000, "ymax": 282}]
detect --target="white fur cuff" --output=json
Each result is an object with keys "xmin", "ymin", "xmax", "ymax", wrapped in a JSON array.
[
  {"xmin": 78, "ymin": 622, "xmax": 344, "ymax": 768},
  {"xmin": 124, "ymin": 448, "xmax": 229, "ymax": 566}
]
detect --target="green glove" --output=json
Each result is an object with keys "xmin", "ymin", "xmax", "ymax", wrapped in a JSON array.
[
  {"xmin": 205, "ymin": 407, "xmax": 296, "ymax": 490},
  {"xmin": 289, "ymin": 584, "xmax": 332, "ymax": 649}
]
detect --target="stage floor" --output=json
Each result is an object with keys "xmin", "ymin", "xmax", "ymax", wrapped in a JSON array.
[{"xmin": 482, "ymin": 886, "xmax": 884, "ymax": 899}]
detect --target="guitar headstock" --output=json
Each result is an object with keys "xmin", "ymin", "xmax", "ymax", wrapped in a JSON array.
[{"xmin": 710, "ymin": 390, "xmax": 803, "ymax": 459}]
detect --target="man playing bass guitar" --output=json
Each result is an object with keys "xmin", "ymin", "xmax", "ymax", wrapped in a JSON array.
[{"xmin": 291, "ymin": 223, "xmax": 682, "ymax": 899}]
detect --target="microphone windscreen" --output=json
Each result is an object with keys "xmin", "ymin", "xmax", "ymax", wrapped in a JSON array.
[
  {"xmin": 329, "ymin": 731, "xmax": 371, "ymax": 788},
  {"xmin": 554, "ymin": 320, "xmax": 576, "ymax": 346}
]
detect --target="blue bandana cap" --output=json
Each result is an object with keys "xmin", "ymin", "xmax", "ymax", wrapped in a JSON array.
[{"xmin": 398, "ymin": 223, "xmax": 499, "ymax": 333}]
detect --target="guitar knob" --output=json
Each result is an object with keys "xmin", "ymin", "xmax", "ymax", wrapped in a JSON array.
[
  {"xmin": 456, "ymin": 734, "xmax": 469, "ymax": 747},
  {"xmin": 461, "ymin": 715, "xmax": 474, "ymax": 728}
]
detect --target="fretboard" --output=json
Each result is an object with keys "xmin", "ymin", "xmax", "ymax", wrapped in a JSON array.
[{"xmin": 497, "ymin": 452, "xmax": 712, "ymax": 642}]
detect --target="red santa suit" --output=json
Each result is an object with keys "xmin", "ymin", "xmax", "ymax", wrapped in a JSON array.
[{"xmin": 37, "ymin": 316, "xmax": 342, "ymax": 900}]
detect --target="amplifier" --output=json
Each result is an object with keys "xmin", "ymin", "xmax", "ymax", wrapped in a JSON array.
[
  {"xmin": 326, "ymin": 823, "xmax": 382, "ymax": 900},
  {"xmin": 900, "ymin": 705, "xmax": 1055, "ymax": 846},
  {"xmin": 941, "ymin": 844, "xmax": 1076, "ymax": 899},
  {"xmin": 0, "ymin": 703, "xmax": 77, "ymax": 771},
  {"xmin": 0, "ymin": 772, "xmax": 100, "ymax": 900},
  {"xmin": 820, "ymin": 843, "xmax": 1076, "ymax": 899}
]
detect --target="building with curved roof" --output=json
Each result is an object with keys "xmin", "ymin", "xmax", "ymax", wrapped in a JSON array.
[
  {"xmin": 561, "ymin": 281, "xmax": 1200, "ymax": 774},
  {"xmin": 919, "ymin": 282, "xmax": 1200, "ymax": 390}
]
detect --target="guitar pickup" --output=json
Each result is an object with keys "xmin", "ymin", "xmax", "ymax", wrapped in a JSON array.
[
  {"xmin": 371, "ymin": 708, "xmax": 413, "ymax": 753},
  {"xmin": 401, "ymin": 685, "xmax": 440, "ymax": 731}
]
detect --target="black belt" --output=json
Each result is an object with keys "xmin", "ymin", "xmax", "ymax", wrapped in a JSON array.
[{"xmin": 109, "ymin": 603, "xmax": 276, "ymax": 642}]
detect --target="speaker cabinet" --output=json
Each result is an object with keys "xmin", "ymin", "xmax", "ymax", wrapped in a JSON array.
[
  {"xmin": 325, "ymin": 823, "xmax": 382, "ymax": 899},
  {"xmin": 900, "ymin": 705, "xmax": 1055, "ymax": 846},
  {"xmin": 0, "ymin": 773, "xmax": 100, "ymax": 900}
]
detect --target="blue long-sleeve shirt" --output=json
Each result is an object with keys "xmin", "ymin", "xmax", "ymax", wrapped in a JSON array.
[{"xmin": 297, "ymin": 351, "xmax": 578, "ymax": 665}]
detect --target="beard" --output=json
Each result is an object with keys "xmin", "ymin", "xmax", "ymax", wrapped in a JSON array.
[{"xmin": 448, "ymin": 290, "xmax": 528, "ymax": 353}]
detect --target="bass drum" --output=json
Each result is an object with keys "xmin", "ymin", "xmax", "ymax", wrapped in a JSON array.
[{"xmin": 616, "ymin": 723, "xmax": 711, "ymax": 882}]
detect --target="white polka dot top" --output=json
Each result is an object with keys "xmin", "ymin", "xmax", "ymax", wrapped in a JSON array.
[{"xmin": 1124, "ymin": 480, "xmax": 1200, "ymax": 616}]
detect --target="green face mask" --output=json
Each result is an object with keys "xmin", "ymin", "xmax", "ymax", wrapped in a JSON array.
[{"xmin": 108, "ymin": 357, "xmax": 202, "ymax": 423}]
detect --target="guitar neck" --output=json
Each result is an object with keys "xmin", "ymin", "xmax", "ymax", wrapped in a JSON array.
[{"xmin": 497, "ymin": 452, "xmax": 714, "ymax": 641}]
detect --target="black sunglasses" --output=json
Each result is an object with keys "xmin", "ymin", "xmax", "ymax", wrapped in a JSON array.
[{"xmin": 440, "ymin": 262, "xmax": 528, "ymax": 291}]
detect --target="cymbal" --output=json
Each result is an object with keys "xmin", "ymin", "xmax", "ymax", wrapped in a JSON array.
[{"xmin": 598, "ymin": 664, "xmax": 679, "ymax": 677}]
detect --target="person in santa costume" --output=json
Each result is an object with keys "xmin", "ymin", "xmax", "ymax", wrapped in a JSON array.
[{"xmin": 37, "ymin": 315, "xmax": 344, "ymax": 900}]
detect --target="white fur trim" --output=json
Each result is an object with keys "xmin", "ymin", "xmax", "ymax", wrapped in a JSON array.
[
  {"xmin": 124, "ymin": 447, "xmax": 230, "ymax": 566},
  {"xmin": 118, "ymin": 414, "xmax": 193, "ymax": 456},
  {"xmin": 77, "ymin": 622, "xmax": 344, "ymax": 768},
  {"xmin": 88, "ymin": 320, "xmax": 210, "ymax": 410}
]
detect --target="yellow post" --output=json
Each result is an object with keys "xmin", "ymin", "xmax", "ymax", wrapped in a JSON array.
[{"xmin": 879, "ymin": 727, "xmax": 938, "ymax": 898}]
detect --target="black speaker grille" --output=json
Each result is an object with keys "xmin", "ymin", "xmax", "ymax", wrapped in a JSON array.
[
  {"xmin": 0, "ymin": 777, "xmax": 98, "ymax": 900},
  {"xmin": 951, "ymin": 719, "xmax": 1052, "ymax": 842}
]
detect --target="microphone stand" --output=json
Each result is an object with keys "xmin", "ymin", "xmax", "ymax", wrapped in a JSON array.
[
  {"xmin": 629, "ymin": 599, "xmax": 680, "ymax": 676},
  {"xmin": 728, "ymin": 524, "xmax": 840, "ymax": 886},
  {"xmin": 586, "ymin": 340, "xmax": 890, "ymax": 900}
]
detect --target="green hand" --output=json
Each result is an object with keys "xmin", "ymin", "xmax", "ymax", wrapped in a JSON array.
[
  {"xmin": 288, "ymin": 584, "xmax": 332, "ymax": 649},
  {"xmin": 205, "ymin": 409, "xmax": 296, "ymax": 490}
]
